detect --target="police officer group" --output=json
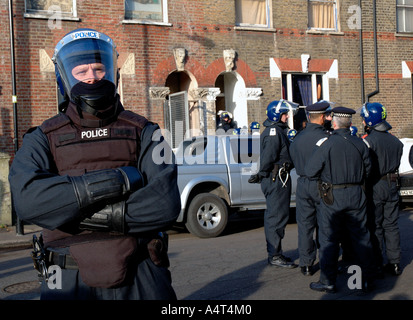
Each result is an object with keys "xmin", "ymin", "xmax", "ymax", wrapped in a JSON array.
[{"xmin": 252, "ymin": 99, "xmax": 403, "ymax": 294}]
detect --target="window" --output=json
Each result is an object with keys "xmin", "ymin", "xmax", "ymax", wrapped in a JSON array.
[
  {"xmin": 235, "ymin": 0, "xmax": 271, "ymax": 28},
  {"xmin": 282, "ymin": 73, "xmax": 325, "ymax": 131},
  {"xmin": 308, "ymin": 0, "xmax": 339, "ymax": 31},
  {"xmin": 125, "ymin": 0, "xmax": 168, "ymax": 23},
  {"xmin": 25, "ymin": 0, "xmax": 77, "ymax": 18},
  {"xmin": 397, "ymin": 0, "xmax": 413, "ymax": 33}
]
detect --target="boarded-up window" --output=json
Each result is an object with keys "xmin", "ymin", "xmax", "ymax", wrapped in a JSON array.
[
  {"xmin": 25, "ymin": 0, "xmax": 75, "ymax": 18},
  {"xmin": 125, "ymin": 0, "xmax": 166, "ymax": 22},
  {"xmin": 165, "ymin": 91, "xmax": 189, "ymax": 148}
]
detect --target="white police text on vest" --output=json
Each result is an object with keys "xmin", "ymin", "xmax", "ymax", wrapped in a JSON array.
[{"xmin": 81, "ymin": 128, "xmax": 108, "ymax": 139}]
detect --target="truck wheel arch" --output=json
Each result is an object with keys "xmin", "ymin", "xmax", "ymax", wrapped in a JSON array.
[{"xmin": 185, "ymin": 182, "xmax": 230, "ymax": 211}]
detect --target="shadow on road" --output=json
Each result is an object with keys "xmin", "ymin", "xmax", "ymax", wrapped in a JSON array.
[{"xmin": 174, "ymin": 209, "xmax": 413, "ymax": 300}]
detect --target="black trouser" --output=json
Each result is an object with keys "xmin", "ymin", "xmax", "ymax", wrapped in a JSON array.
[
  {"xmin": 295, "ymin": 177, "xmax": 319, "ymax": 267},
  {"xmin": 317, "ymin": 185, "xmax": 375, "ymax": 285},
  {"xmin": 367, "ymin": 180, "xmax": 401, "ymax": 266},
  {"xmin": 261, "ymin": 175, "xmax": 291, "ymax": 258}
]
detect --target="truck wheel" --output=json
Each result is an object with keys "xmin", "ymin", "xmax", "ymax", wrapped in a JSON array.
[{"xmin": 185, "ymin": 193, "xmax": 228, "ymax": 238}]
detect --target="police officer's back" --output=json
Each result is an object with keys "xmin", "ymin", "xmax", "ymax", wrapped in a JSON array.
[
  {"xmin": 361, "ymin": 102, "xmax": 403, "ymax": 276},
  {"xmin": 289, "ymin": 101, "xmax": 330, "ymax": 276}
]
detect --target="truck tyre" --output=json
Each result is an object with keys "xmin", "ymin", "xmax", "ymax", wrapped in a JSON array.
[{"xmin": 185, "ymin": 193, "xmax": 228, "ymax": 238}]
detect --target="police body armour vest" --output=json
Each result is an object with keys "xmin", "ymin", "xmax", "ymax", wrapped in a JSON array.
[
  {"xmin": 41, "ymin": 103, "xmax": 148, "ymax": 176},
  {"xmin": 39, "ymin": 103, "xmax": 148, "ymax": 287}
]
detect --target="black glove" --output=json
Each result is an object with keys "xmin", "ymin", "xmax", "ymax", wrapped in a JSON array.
[
  {"xmin": 79, "ymin": 201, "xmax": 126, "ymax": 234},
  {"xmin": 248, "ymin": 174, "xmax": 261, "ymax": 184},
  {"xmin": 71, "ymin": 166, "xmax": 143, "ymax": 209}
]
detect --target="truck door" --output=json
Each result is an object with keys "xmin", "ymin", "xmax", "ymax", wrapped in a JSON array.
[{"xmin": 227, "ymin": 136, "xmax": 265, "ymax": 204}]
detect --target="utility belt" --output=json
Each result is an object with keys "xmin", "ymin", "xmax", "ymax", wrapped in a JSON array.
[
  {"xmin": 380, "ymin": 173, "xmax": 398, "ymax": 181},
  {"xmin": 380, "ymin": 172, "xmax": 399, "ymax": 186},
  {"xmin": 31, "ymin": 232, "xmax": 170, "ymax": 288},
  {"xmin": 317, "ymin": 181, "xmax": 362, "ymax": 205},
  {"xmin": 331, "ymin": 183, "xmax": 362, "ymax": 189},
  {"xmin": 50, "ymin": 251, "xmax": 78, "ymax": 270},
  {"xmin": 271, "ymin": 162, "xmax": 292, "ymax": 187}
]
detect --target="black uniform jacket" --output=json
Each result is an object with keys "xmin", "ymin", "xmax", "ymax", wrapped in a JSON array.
[
  {"xmin": 289, "ymin": 122, "xmax": 329, "ymax": 177},
  {"xmin": 305, "ymin": 128, "xmax": 371, "ymax": 184},
  {"xmin": 363, "ymin": 129, "xmax": 403, "ymax": 184},
  {"xmin": 9, "ymin": 113, "xmax": 181, "ymax": 234},
  {"xmin": 258, "ymin": 119, "xmax": 293, "ymax": 178}
]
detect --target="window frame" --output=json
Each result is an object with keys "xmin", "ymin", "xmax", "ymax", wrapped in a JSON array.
[
  {"xmin": 307, "ymin": 0, "xmax": 339, "ymax": 32},
  {"xmin": 235, "ymin": 0, "xmax": 273, "ymax": 30},
  {"xmin": 282, "ymin": 72, "xmax": 329, "ymax": 129},
  {"xmin": 397, "ymin": 0, "xmax": 413, "ymax": 33},
  {"xmin": 123, "ymin": 0, "xmax": 171, "ymax": 26}
]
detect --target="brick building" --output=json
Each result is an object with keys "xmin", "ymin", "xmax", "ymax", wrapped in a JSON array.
[{"xmin": 1, "ymin": 0, "xmax": 413, "ymax": 157}]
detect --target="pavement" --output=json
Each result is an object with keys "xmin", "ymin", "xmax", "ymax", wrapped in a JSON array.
[{"xmin": 0, "ymin": 224, "xmax": 43, "ymax": 251}]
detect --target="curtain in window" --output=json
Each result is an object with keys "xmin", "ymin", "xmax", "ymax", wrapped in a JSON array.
[
  {"xmin": 296, "ymin": 76, "xmax": 312, "ymax": 107},
  {"xmin": 235, "ymin": 0, "xmax": 267, "ymax": 26},
  {"xmin": 308, "ymin": 0, "xmax": 338, "ymax": 30}
]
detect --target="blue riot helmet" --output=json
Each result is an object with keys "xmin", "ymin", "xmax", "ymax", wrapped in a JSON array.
[
  {"xmin": 349, "ymin": 126, "xmax": 358, "ymax": 136},
  {"xmin": 221, "ymin": 111, "xmax": 230, "ymax": 120},
  {"xmin": 232, "ymin": 128, "xmax": 241, "ymax": 135},
  {"xmin": 266, "ymin": 99, "xmax": 299, "ymax": 123},
  {"xmin": 250, "ymin": 121, "xmax": 260, "ymax": 130},
  {"xmin": 52, "ymin": 28, "xmax": 119, "ymax": 114},
  {"xmin": 287, "ymin": 128, "xmax": 297, "ymax": 141},
  {"xmin": 360, "ymin": 102, "xmax": 392, "ymax": 132}
]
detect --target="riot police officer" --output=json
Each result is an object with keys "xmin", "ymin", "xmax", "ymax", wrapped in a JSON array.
[
  {"xmin": 8, "ymin": 28, "xmax": 180, "ymax": 300},
  {"xmin": 350, "ymin": 126, "xmax": 358, "ymax": 137},
  {"xmin": 256, "ymin": 100, "xmax": 297, "ymax": 268},
  {"xmin": 217, "ymin": 111, "xmax": 238, "ymax": 134},
  {"xmin": 289, "ymin": 101, "xmax": 330, "ymax": 276},
  {"xmin": 250, "ymin": 121, "xmax": 261, "ymax": 135},
  {"xmin": 287, "ymin": 128, "xmax": 298, "ymax": 142},
  {"xmin": 306, "ymin": 107, "xmax": 375, "ymax": 293},
  {"xmin": 361, "ymin": 102, "xmax": 403, "ymax": 276}
]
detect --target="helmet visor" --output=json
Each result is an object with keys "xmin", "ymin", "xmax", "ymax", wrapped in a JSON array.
[
  {"xmin": 55, "ymin": 38, "xmax": 117, "ymax": 96},
  {"xmin": 278, "ymin": 99, "xmax": 299, "ymax": 115}
]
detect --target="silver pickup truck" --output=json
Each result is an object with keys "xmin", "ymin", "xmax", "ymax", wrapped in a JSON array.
[{"xmin": 174, "ymin": 135, "xmax": 297, "ymax": 238}]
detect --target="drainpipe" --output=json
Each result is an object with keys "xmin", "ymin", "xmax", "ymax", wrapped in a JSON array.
[
  {"xmin": 8, "ymin": 0, "xmax": 24, "ymax": 235},
  {"xmin": 359, "ymin": 0, "xmax": 365, "ymax": 104},
  {"xmin": 367, "ymin": 0, "xmax": 379, "ymax": 102}
]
